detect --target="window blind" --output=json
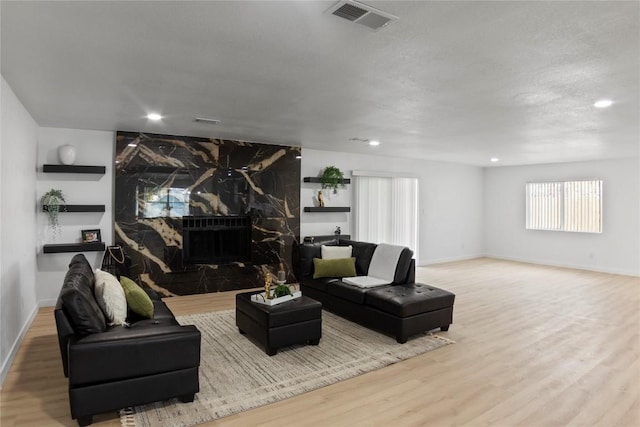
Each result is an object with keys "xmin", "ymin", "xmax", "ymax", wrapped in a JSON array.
[
  {"xmin": 353, "ymin": 174, "xmax": 418, "ymax": 259},
  {"xmin": 526, "ymin": 180, "xmax": 602, "ymax": 233}
]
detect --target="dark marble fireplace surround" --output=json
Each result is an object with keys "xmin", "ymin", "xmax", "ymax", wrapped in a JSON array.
[{"xmin": 114, "ymin": 131, "xmax": 301, "ymax": 296}]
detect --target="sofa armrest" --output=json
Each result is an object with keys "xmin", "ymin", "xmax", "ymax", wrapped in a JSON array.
[
  {"xmin": 68, "ymin": 325, "xmax": 200, "ymax": 386},
  {"xmin": 393, "ymin": 249, "xmax": 415, "ymax": 284},
  {"xmin": 405, "ymin": 258, "xmax": 415, "ymax": 284},
  {"xmin": 299, "ymin": 243, "xmax": 323, "ymax": 279}
]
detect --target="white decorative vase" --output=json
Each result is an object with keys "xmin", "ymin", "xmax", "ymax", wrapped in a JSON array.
[{"xmin": 58, "ymin": 144, "xmax": 76, "ymax": 165}]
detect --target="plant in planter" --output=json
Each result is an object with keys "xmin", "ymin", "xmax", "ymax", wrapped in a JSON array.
[
  {"xmin": 41, "ymin": 189, "xmax": 66, "ymax": 237},
  {"xmin": 320, "ymin": 166, "xmax": 345, "ymax": 194},
  {"xmin": 272, "ymin": 284, "xmax": 293, "ymax": 298}
]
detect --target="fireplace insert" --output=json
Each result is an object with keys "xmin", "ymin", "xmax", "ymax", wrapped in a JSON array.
[{"xmin": 182, "ymin": 215, "xmax": 251, "ymax": 264}]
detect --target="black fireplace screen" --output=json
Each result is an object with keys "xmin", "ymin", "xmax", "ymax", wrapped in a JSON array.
[{"xmin": 182, "ymin": 216, "xmax": 251, "ymax": 264}]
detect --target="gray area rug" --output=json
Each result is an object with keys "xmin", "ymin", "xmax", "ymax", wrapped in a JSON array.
[{"xmin": 120, "ymin": 309, "xmax": 454, "ymax": 427}]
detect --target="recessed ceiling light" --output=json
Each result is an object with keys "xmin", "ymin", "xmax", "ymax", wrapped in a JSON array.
[
  {"xmin": 147, "ymin": 113, "xmax": 162, "ymax": 121},
  {"xmin": 369, "ymin": 140, "xmax": 380, "ymax": 146},
  {"xmin": 490, "ymin": 157, "xmax": 499, "ymax": 162},
  {"xmin": 594, "ymin": 99, "xmax": 613, "ymax": 108}
]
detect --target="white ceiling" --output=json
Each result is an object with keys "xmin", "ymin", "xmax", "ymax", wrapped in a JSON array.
[{"xmin": 1, "ymin": 1, "xmax": 638, "ymax": 167}]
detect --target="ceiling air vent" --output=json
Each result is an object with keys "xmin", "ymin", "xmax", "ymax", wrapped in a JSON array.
[{"xmin": 328, "ymin": 1, "xmax": 398, "ymax": 31}]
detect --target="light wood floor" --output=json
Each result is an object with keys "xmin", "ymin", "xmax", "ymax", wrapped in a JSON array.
[{"xmin": 1, "ymin": 258, "xmax": 639, "ymax": 426}]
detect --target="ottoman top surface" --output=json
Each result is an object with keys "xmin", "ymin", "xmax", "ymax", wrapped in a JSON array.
[
  {"xmin": 236, "ymin": 291, "xmax": 322, "ymax": 327},
  {"xmin": 236, "ymin": 291, "xmax": 321, "ymax": 313}
]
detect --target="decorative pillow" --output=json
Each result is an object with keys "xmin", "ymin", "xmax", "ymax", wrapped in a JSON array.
[
  {"xmin": 321, "ymin": 245, "xmax": 352, "ymax": 260},
  {"xmin": 313, "ymin": 257, "xmax": 356, "ymax": 279},
  {"xmin": 120, "ymin": 276, "xmax": 154, "ymax": 318},
  {"xmin": 94, "ymin": 269, "xmax": 128, "ymax": 326}
]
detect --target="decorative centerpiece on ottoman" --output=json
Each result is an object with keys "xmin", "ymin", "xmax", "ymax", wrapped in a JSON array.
[{"xmin": 236, "ymin": 290, "xmax": 322, "ymax": 356}]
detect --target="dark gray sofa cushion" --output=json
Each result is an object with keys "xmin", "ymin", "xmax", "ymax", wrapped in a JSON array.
[
  {"xmin": 328, "ymin": 281, "xmax": 372, "ymax": 304},
  {"xmin": 302, "ymin": 277, "xmax": 339, "ymax": 293},
  {"xmin": 337, "ymin": 239, "xmax": 377, "ymax": 275},
  {"xmin": 59, "ymin": 254, "xmax": 107, "ymax": 335}
]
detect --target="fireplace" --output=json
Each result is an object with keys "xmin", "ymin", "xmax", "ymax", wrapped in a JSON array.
[{"xmin": 182, "ymin": 215, "xmax": 251, "ymax": 265}]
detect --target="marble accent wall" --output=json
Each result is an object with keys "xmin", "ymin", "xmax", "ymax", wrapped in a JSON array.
[{"xmin": 114, "ymin": 131, "xmax": 301, "ymax": 296}]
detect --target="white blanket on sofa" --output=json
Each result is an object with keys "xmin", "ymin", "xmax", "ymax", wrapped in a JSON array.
[
  {"xmin": 342, "ymin": 243, "xmax": 406, "ymax": 288},
  {"xmin": 342, "ymin": 276, "xmax": 391, "ymax": 288}
]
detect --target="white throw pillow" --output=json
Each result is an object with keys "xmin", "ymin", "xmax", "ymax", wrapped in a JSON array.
[
  {"xmin": 321, "ymin": 245, "xmax": 352, "ymax": 260},
  {"xmin": 94, "ymin": 269, "xmax": 128, "ymax": 326}
]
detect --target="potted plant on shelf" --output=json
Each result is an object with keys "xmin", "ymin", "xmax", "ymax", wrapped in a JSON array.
[
  {"xmin": 320, "ymin": 166, "xmax": 345, "ymax": 194},
  {"xmin": 41, "ymin": 189, "xmax": 65, "ymax": 237}
]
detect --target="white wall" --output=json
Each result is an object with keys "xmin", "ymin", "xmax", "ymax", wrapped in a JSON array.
[
  {"xmin": 1, "ymin": 76, "xmax": 39, "ymax": 385},
  {"xmin": 36, "ymin": 127, "xmax": 115, "ymax": 305},
  {"xmin": 484, "ymin": 158, "xmax": 640, "ymax": 276},
  {"xmin": 301, "ymin": 148, "xmax": 484, "ymax": 266}
]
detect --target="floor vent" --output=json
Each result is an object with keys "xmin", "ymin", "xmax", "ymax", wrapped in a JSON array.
[{"xmin": 328, "ymin": 1, "xmax": 398, "ymax": 31}]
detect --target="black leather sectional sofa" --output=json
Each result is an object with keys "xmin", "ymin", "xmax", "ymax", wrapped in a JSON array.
[
  {"xmin": 299, "ymin": 238, "xmax": 455, "ymax": 343},
  {"xmin": 54, "ymin": 254, "xmax": 201, "ymax": 426}
]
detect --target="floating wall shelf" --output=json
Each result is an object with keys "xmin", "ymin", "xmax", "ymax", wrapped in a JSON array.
[
  {"xmin": 43, "ymin": 164, "xmax": 106, "ymax": 174},
  {"xmin": 43, "ymin": 242, "xmax": 106, "ymax": 254},
  {"xmin": 42, "ymin": 204, "xmax": 105, "ymax": 213},
  {"xmin": 303, "ymin": 177, "xmax": 351, "ymax": 184},
  {"xmin": 303, "ymin": 207, "xmax": 351, "ymax": 213}
]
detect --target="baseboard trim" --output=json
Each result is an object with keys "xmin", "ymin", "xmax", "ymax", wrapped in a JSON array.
[
  {"xmin": 483, "ymin": 254, "xmax": 640, "ymax": 277},
  {"xmin": 419, "ymin": 255, "xmax": 483, "ymax": 267},
  {"xmin": 0, "ymin": 302, "xmax": 39, "ymax": 389},
  {"xmin": 39, "ymin": 298, "xmax": 57, "ymax": 308}
]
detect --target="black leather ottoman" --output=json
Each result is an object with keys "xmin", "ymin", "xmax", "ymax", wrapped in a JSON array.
[
  {"xmin": 235, "ymin": 292, "xmax": 322, "ymax": 356},
  {"xmin": 365, "ymin": 283, "xmax": 455, "ymax": 343}
]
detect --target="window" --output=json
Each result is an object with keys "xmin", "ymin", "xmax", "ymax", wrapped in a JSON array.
[
  {"xmin": 353, "ymin": 171, "xmax": 418, "ymax": 259},
  {"xmin": 526, "ymin": 180, "xmax": 602, "ymax": 233},
  {"xmin": 138, "ymin": 187, "xmax": 190, "ymax": 218}
]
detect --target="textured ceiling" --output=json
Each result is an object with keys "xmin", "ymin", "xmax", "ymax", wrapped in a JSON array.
[{"xmin": 1, "ymin": 1, "xmax": 638, "ymax": 166}]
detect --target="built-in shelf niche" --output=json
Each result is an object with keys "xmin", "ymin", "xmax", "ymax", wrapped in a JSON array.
[
  {"xmin": 41, "ymin": 163, "xmax": 107, "ymax": 254},
  {"xmin": 43, "ymin": 164, "xmax": 106, "ymax": 174},
  {"xmin": 42, "ymin": 204, "xmax": 105, "ymax": 213},
  {"xmin": 43, "ymin": 242, "xmax": 106, "ymax": 254},
  {"xmin": 303, "ymin": 207, "xmax": 351, "ymax": 213},
  {"xmin": 303, "ymin": 176, "xmax": 351, "ymax": 213},
  {"xmin": 303, "ymin": 177, "xmax": 351, "ymax": 184}
]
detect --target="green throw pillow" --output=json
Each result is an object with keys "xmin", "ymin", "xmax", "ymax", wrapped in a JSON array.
[
  {"xmin": 120, "ymin": 276, "xmax": 154, "ymax": 318},
  {"xmin": 313, "ymin": 257, "xmax": 356, "ymax": 279}
]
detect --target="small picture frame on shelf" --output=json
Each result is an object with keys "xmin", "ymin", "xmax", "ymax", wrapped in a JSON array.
[{"xmin": 81, "ymin": 229, "xmax": 101, "ymax": 243}]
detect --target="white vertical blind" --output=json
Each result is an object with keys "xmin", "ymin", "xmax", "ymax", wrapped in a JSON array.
[
  {"xmin": 391, "ymin": 177, "xmax": 418, "ymax": 251},
  {"xmin": 526, "ymin": 182, "xmax": 562, "ymax": 230},
  {"xmin": 564, "ymin": 180, "xmax": 602, "ymax": 233},
  {"xmin": 354, "ymin": 176, "xmax": 391, "ymax": 244},
  {"xmin": 353, "ymin": 173, "xmax": 418, "ymax": 259},
  {"xmin": 526, "ymin": 180, "xmax": 602, "ymax": 233}
]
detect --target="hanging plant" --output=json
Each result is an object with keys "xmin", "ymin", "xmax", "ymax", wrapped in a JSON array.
[
  {"xmin": 41, "ymin": 189, "xmax": 66, "ymax": 236},
  {"xmin": 319, "ymin": 166, "xmax": 345, "ymax": 194}
]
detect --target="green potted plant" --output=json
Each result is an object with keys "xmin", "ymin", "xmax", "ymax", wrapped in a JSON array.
[
  {"xmin": 41, "ymin": 189, "xmax": 65, "ymax": 236},
  {"xmin": 319, "ymin": 166, "xmax": 345, "ymax": 194},
  {"xmin": 272, "ymin": 284, "xmax": 293, "ymax": 298}
]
